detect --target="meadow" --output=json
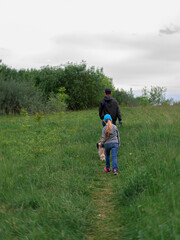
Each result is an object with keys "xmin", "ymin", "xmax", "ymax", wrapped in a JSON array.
[{"xmin": 0, "ymin": 106, "xmax": 179, "ymax": 240}]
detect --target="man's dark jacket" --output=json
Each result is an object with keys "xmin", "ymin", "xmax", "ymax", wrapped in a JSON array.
[{"xmin": 99, "ymin": 96, "xmax": 122, "ymax": 122}]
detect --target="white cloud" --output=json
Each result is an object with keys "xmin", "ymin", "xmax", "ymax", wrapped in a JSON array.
[{"xmin": 159, "ymin": 24, "xmax": 180, "ymax": 35}]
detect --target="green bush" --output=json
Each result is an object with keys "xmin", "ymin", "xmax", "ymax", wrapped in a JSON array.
[
  {"xmin": 63, "ymin": 63, "xmax": 107, "ymax": 110},
  {"xmin": 24, "ymin": 62, "xmax": 114, "ymax": 110},
  {"xmin": 34, "ymin": 66, "xmax": 65, "ymax": 98},
  {"xmin": 0, "ymin": 79, "xmax": 47, "ymax": 114},
  {"xmin": 49, "ymin": 87, "xmax": 68, "ymax": 112},
  {"xmin": 113, "ymin": 88, "xmax": 139, "ymax": 106}
]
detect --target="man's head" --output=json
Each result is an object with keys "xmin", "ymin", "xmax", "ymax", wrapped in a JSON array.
[{"xmin": 104, "ymin": 88, "xmax": 111, "ymax": 95}]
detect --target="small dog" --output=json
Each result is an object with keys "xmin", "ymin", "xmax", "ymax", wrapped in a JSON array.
[{"xmin": 97, "ymin": 141, "xmax": 105, "ymax": 161}]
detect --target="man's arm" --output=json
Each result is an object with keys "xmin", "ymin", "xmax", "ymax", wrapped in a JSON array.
[
  {"xmin": 117, "ymin": 103, "xmax": 122, "ymax": 121},
  {"xmin": 99, "ymin": 102, "xmax": 104, "ymax": 120}
]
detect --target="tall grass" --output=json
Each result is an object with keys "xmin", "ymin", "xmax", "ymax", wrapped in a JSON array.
[
  {"xmin": 0, "ymin": 110, "xmax": 101, "ymax": 239},
  {"xmin": 113, "ymin": 106, "xmax": 180, "ymax": 239},
  {"xmin": 0, "ymin": 106, "xmax": 179, "ymax": 239}
]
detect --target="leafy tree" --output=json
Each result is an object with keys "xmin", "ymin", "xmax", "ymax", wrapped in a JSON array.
[
  {"xmin": 63, "ymin": 62, "xmax": 111, "ymax": 110},
  {"xmin": 141, "ymin": 86, "xmax": 167, "ymax": 105},
  {"xmin": 0, "ymin": 60, "xmax": 18, "ymax": 81},
  {"xmin": 149, "ymin": 86, "xmax": 167, "ymax": 105},
  {"xmin": 32, "ymin": 61, "xmax": 113, "ymax": 110},
  {"xmin": 34, "ymin": 66, "xmax": 65, "ymax": 98},
  {"xmin": 140, "ymin": 87, "xmax": 150, "ymax": 106},
  {"xmin": 113, "ymin": 88, "xmax": 136, "ymax": 106}
]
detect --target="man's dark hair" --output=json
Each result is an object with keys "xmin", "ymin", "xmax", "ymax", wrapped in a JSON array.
[{"xmin": 105, "ymin": 88, "xmax": 111, "ymax": 94}]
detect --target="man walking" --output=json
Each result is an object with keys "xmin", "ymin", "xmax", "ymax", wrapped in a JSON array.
[{"xmin": 99, "ymin": 88, "xmax": 122, "ymax": 126}]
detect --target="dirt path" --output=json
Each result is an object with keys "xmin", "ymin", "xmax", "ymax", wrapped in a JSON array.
[{"xmin": 87, "ymin": 163, "xmax": 121, "ymax": 240}]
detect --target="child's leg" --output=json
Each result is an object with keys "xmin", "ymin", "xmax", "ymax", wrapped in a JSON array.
[
  {"xmin": 105, "ymin": 144, "xmax": 111, "ymax": 169},
  {"xmin": 111, "ymin": 143, "xmax": 119, "ymax": 171}
]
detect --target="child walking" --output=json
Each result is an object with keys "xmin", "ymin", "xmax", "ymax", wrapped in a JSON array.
[{"xmin": 99, "ymin": 114, "xmax": 120, "ymax": 175}]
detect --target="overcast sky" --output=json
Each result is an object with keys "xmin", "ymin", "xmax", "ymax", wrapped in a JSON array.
[{"xmin": 0, "ymin": 0, "xmax": 180, "ymax": 100}]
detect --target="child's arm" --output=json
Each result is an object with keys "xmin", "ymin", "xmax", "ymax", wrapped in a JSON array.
[
  {"xmin": 117, "ymin": 128, "xmax": 120, "ymax": 146},
  {"xmin": 100, "ymin": 127, "xmax": 106, "ymax": 146}
]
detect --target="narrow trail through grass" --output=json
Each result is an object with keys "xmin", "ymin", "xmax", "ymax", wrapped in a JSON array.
[{"xmin": 87, "ymin": 162, "xmax": 121, "ymax": 240}]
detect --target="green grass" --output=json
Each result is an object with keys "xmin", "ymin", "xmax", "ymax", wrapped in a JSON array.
[
  {"xmin": 0, "ymin": 106, "xmax": 180, "ymax": 239},
  {"xmin": 113, "ymin": 106, "xmax": 180, "ymax": 240}
]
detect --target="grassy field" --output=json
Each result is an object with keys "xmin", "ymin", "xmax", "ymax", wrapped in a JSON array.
[{"xmin": 0, "ymin": 106, "xmax": 180, "ymax": 239}]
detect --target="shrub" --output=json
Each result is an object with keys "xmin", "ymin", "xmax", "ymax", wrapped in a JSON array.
[
  {"xmin": 63, "ymin": 63, "xmax": 106, "ymax": 109},
  {"xmin": 33, "ymin": 62, "xmax": 114, "ymax": 110},
  {"xmin": 49, "ymin": 87, "xmax": 69, "ymax": 112},
  {"xmin": 0, "ymin": 79, "xmax": 47, "ymax": 114},
  {"xmin": 113, "ymin": 88, "xmax": 139, "ymax": 106}
]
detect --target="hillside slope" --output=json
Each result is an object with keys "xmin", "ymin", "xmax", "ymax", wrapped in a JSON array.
[{"xmin": 0, "ymin": 106, "xmax": 179, "ymax": 239}]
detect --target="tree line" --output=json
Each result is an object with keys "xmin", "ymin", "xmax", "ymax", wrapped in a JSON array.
[{"xmin": 0, "ymin": 60, "xmax": 177, "ymax": 114}]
